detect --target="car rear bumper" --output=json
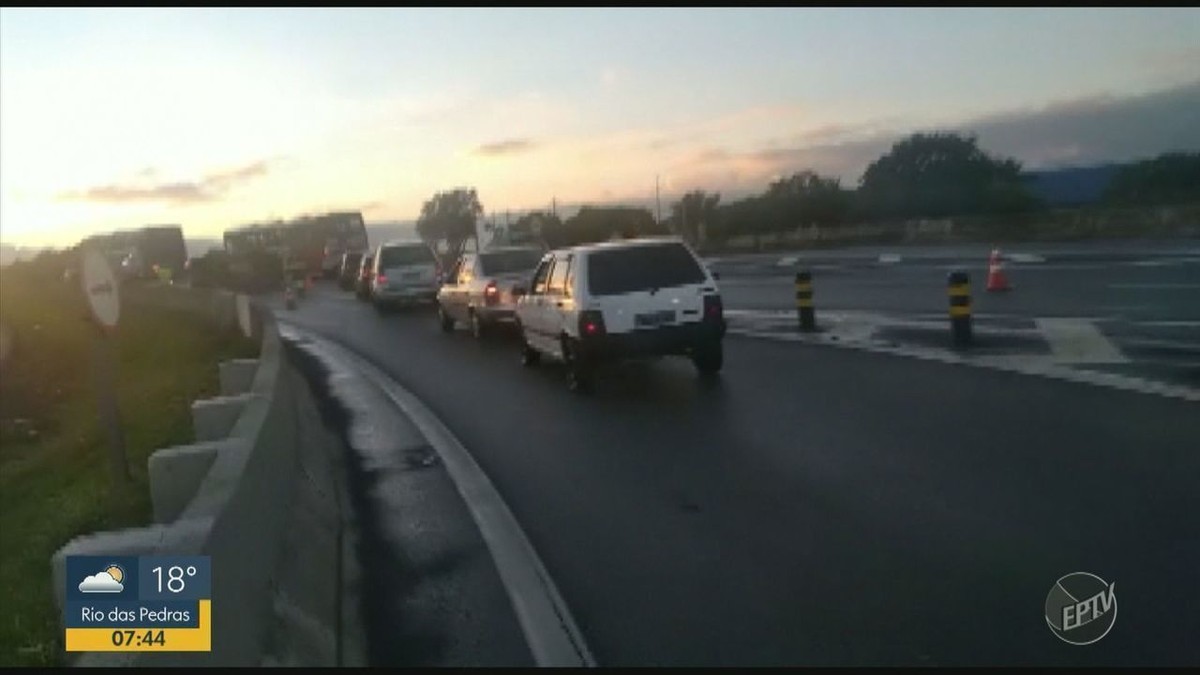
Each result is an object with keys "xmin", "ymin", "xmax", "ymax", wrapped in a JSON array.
[
  {"xmin": 578, "ymin": 320, "xmax": 725, "ymax": 360},
  {"xmin": 374, "ymin": 285, "xmax": 438, "ymax": 302},
  {"xmin": 477, "ymin": 306, "xmax": 518, "ymax": 322}
]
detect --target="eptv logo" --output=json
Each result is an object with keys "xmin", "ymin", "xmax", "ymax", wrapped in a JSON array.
[{"xmin": 1044, "ymin": 572, "xmax": 1117, "ymax": 645}]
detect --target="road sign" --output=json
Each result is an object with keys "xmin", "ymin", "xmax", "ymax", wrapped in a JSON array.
[
  {"xmin": 81, "ymin": 248, "xmax": 129, "ymax": 487},
  {"xmin": 82, "ymin": 250, "xmax": 121, "ymax": 330}
]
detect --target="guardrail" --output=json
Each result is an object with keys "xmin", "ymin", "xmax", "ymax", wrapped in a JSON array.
[{"xmin": 50, "ymin": 289, "xmax": 360, "ymax": 666}]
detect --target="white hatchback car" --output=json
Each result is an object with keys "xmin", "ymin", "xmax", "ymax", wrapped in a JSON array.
[{"xmin": 514, "ymin": 237, "xmax": 726, "ymax": 393}]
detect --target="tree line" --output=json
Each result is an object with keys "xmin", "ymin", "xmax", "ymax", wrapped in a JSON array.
[{"xmin": 415, "ymin": 133, "xmax": 1199, "ymax": 255}]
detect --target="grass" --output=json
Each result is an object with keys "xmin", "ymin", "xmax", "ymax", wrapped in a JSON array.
[{"xmin": 0, "ymin": 258, "xmax": 259, "ymax": 666}]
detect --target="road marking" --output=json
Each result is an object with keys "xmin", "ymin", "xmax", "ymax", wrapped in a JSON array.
[
  {"xmin": 278, "ymin": 322, "xmax": 596, "ymax": 668},
  {"xmin": 1034, "ymin": 318, "xmax": 1129, "ymax": 364},
  {"xmin": 1108, "ymin": 283, "xmax": 1200, "ymax": 290},
  {"xmin": 776, "ymin": 255, "xmax": 799, "ymax": 267},
  {"xmin": 878, "ymin": 253, "xmax": 902, "ymax": 264},
  {"xmin": 1126, "ymin": 260, "xmax": 1174, "ymax": 268},
  {"xmin": 1132, "ymin": 320, "xmax": 1200, "ymax": 328},
  {"xmin": 726, "ymin": 327, "xmax": 1200, "ymax": 402},
  {"xmin": 1007, "ymin": 253, "xmax": 1045, "ymax": 263}
]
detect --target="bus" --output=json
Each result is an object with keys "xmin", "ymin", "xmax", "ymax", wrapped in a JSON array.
[
  {"xmin": 308, "ymin": 211, "xmax": 368, "ymax": 278},
  {"xmin": 223, "ymin": 222, "xmax": 288, "ymax": 293},
  {"xmin": 221, "ymin": 211, "xmax": 368, "ymax": 290},
  {"xmin": 80, "ymin": 225, "xmax": 187, "ymax": 281}
]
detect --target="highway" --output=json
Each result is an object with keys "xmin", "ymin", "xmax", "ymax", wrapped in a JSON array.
[
  {"xmin": 275, "ymin": 263, "xmax": 1200, "ymax": 666},
  {"xmin": 710, "ymin": 240, "xmax": 1200, "ymax": 389}
]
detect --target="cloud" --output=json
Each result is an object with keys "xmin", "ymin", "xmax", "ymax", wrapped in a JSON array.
[
  {"xmin": 664, "ymin": 79, "xmax": 1200, "ymax": 191},
  {"xmin": 473, "ymin": 138, "xmax": 537, "ymax": 157},
  {"xmin": 961, "ymin": 79, "xmax": 1200, "ymax": 169},
  {"xmin": 58, "ymin": 159, "xmax": 272, "ymax": 205},
  {"xmin": 78, "ymin": 572, "xmax": 123, "ymax": 593}
]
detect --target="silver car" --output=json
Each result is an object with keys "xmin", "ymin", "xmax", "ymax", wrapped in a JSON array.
[
  {"xmin": 437, "ymin": 246, "xmax": 545, "ymax": 338},
  {"xmin": 371, "ymin": 240, "xmax": 441, "ymax": 311}
]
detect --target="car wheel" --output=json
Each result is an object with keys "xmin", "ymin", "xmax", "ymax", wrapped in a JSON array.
[
  {"xmin": 470, "ymin": 310, "xmax": 487, "ymax": 340},
  {"xmin": 438, "ymin": 305, "xmax": 455, "ymax": 333},
  {"xmin": 692, "ymin": 340, "xmax": 724, "ymax": 376},
  {"xmin": 563, "ymin": 338, "xmax": 595, "ymax": 394}
]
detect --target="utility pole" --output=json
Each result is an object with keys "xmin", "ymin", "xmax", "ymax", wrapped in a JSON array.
[
  {"xmin": 552, "ymin": 197, "xmax": 557, "ymax": 218},
  {"xmin": 656, "ymin": 175, "xmax": 662, "ymax": 225}
]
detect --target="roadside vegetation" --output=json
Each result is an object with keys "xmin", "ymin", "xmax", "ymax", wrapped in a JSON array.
[
  {"xmin": 410, "ymin": 136, "xmax": 1197, "ymax": 255},
  {"xmin": 0, "ymin": 250, "xmax": 259, "ymax": 666}
]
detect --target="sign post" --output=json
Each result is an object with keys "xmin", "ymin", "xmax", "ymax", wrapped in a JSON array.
[{"xmin": 81, "ymin": 250, "xmax": 130, "ymax": 487}]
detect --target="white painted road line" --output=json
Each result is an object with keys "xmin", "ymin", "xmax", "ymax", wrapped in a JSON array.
[
  {"xmin": 1108, "ymin": 283, "xmax": 1200, "ymax": 290},
  {"xmin": 776, "ymin": 255, "xmax": 799, "ymax": 267},
  {"xmin": 280, "ymin": 322, "xmax": 596, "ymax": 668},
  {"xmin": 726, "ymin": 327, "xmax": 1200, "ymax": 402},
  {"xmin": 878, "ymin": 253, "xmax": 902, "ymax": 264},
  {"xmin": 1132, "ymin": 320, "xmax": 1200, "ymax": 328},
  {"xmin": 1007, "ymin": 253, "xmax": 1045, "ymax": 263},
  {"xmin": 1035, "ymin": 318, "xmax": 1129, "ymax": 364}
]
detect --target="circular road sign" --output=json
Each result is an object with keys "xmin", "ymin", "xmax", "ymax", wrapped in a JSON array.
[{"xmin": 81, "ymin": 250, "xmax": 121, "ymax": 330}]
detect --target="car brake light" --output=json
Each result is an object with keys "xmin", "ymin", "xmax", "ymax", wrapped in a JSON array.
[
  {"xmin": 579, "ymin": 310, "xmax": 606, "ymax": 338},
  {"xmin": 703, "ymin": 294, "xmax": 724, "ymax": 322},
  {"xmin": 484, "ymin": 281, "xmax": 499, "ymax": 305},
  {"xmin": 376, "ymin": 274, "xmax": 387, "ymax": 284}
]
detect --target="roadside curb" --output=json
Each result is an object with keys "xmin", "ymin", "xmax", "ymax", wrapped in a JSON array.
[{"xmin": 277, "ymin": 320, "xmax": 596, "ymax": 668}]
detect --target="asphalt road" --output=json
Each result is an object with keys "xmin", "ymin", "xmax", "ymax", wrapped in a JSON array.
[
  {"xmin": 278, "ymin": 284, "xmax": 1200, "ymax": 666},
  {"xmin": 712, "ymin": 245, "xmax": 1200, "ymax": 322}
]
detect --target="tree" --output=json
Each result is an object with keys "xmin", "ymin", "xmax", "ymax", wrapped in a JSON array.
[
  {"xmin": 416, "ymin": 188, "xmax": 484, "ymax": 261},
  {"xmin": 858, "ymin": 132, "xmax": 1038, "ymax": 219},
  {"xmin": 510, "ymin": 211, "xmax": 562, "ymax": 248},
  {"xmin": 762, "ymin": 170, "xmax": 851, "ymax": 230},
  {"xmin": 559, "ymin": 207, "xmax": 665, "ymax": 246},
  {"xmin": 1103, "ymin": 152, "xmax": 1200, "ymax": 206},
  {"xmin": 714, "ymin": 195, "xmax": 772, "ymax": 244},
  {"xmin": 670, "ymin": 191, "xmax": 721, "ymax": 246}
]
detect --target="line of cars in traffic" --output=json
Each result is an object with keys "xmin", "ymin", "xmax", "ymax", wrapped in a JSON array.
[{"xmin": 335, "ymin": 236, "xmax": 726, "ymax": 393}]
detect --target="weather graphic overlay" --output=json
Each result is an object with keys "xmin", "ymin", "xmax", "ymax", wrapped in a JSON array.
[{"xmin": 64, "ymin": 556, "xmax": 211, "ymax": 652}]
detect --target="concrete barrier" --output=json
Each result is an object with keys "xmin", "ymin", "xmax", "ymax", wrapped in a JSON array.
[
  {"xmin": 51, "ymin": 297, "xmax": 364, "ymax": 666},
  {"xmin": 191, "ymin": 393, "xmax": 255, "ymax": 441},
  {"xmin": 219, "ymin": 359, "xmax": 259, "ymax": 396},
  {"xmin": 148, "ymin": 441, "xmax": 223, "ymax": 523}
]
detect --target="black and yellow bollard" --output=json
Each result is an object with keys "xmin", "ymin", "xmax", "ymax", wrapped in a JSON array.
[
  {"xmin": 947, "ymin": 270, "xmax": 972, "ymax": 347},
  {"xmin": 795, "ymin": 270, "xmax": 815, "ymax": 332}
]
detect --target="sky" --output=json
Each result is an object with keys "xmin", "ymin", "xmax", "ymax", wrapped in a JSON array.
[{"xmin": 2, "ymin": 7, "xmax": 1198, "ymax": 248}]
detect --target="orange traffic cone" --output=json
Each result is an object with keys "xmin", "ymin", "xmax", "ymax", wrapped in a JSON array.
[{"xmin": 986, "ymin": 248, "xmax": 1011, "ymax": 292}]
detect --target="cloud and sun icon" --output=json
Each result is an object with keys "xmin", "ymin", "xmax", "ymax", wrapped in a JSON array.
[{"xmin": 78, "ymin": 564, "xmax": 125, "ymax": 593}]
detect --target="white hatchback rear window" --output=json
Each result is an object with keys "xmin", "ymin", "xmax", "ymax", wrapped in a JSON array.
[{"xmin": 586, "ymin": 243, "xmax": 706, "ymax": 296}]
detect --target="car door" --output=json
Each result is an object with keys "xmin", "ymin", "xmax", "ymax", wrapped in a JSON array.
[
  {"xmin": 520, "ymin": 256, "xmax": 555, "ymax": 353},
  {"xmin": 439, "ymin": 256, "xmax": 462, "ymax": 313},
  {"xmin": 452, "ymin": 254, "xmax": 475, "ymax": 320},
  {"xmin": 543, "ymin": 253, "xmax": 574, "ymax": 359}
]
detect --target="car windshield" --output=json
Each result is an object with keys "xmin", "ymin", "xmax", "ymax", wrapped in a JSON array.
[
  {"xmin": 586, "ymin": 243, "xmax": 707, "ymax": 296},
  {"xmin": 479, "ymin": 249, "xmax": 543, "ymax": 276},
  {"xmin": 378, "ymin": 245, "xmax": 432, "ymax": 268}
]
